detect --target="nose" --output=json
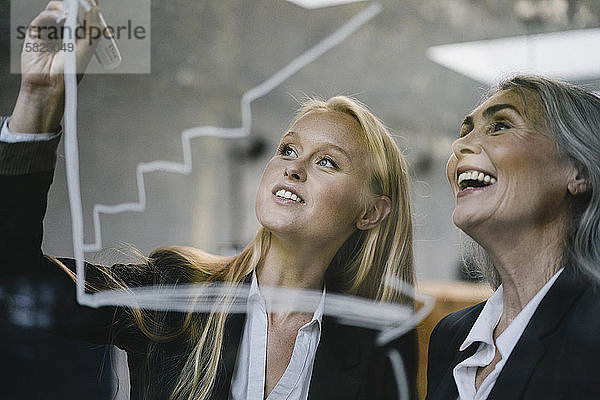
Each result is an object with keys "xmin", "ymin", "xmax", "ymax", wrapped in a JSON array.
[
  {"xmin": 284, "ymin": 161, "xmax": 306, "ymax": 182},
  {"xmin": 451, "ymin": 135, "xmax": 480, "ymax": 159}
]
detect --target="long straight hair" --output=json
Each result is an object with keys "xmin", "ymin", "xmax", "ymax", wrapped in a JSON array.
[{"xmin": 58, "ymin": 95, "xmax": 415, "ymax": 399}]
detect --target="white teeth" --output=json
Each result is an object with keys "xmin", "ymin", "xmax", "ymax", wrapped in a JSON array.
[
  {"xmin": 457, "ymin": 170, "xmax": 497, "ymax": 189},
  {"xmin": 275, "ymin": 189, "xmax": 303, "ymax": 203}
]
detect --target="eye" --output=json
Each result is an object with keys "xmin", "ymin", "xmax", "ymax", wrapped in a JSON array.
[
  {"xmin": 279, "ymin": 144, "xmax": 298, "ymax": 158},
  {"xmin": 316, "ymin": 156, "xmax": 338, "ymax": 169},
  {"xmin": 458, "ymin": 123, "xmax": 473, "ymax": 138},
  {"xmin": 459, "ymin": 117, "xmax": 474, "ymax": 138},
  {"xmin": 489, "ymin": 121, "xmax": 510, "ymax": 133}
]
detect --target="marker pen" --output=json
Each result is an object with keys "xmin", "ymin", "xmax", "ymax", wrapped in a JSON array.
[{"xmin": 78, "ymin": 0, "xmax": 122, "ymax": 70}]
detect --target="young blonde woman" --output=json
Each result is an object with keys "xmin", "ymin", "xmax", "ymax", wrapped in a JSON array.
[{"xmin": 1, "ymin": 3, "xmax": 417, "ymax": 399}]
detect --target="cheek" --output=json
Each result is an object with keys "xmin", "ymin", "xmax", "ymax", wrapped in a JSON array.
[
  {"xmin": 446, "ymin": 155, "xmax": 457, "ymax": 188},
  {"xmin": 255, "ymin": 162, "xmax": 276, "ymax": 206},
  {"xmin": 491, "ymin": 147, "xmax": 565, "ymax": 213},
  {"xmin": 258, "ymin": 159, "xmax": 278, "ymax": 188},
  {"xmin": 497, "ymin": 146, "xmax": 549, "ymax": 186},
  {"xmin": 318, "ymin": 178, "xmax": 366, "ymax": 219}
]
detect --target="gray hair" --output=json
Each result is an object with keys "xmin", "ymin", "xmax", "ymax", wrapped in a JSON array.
[{"xmin": 471, "ymin": 75, "xmax": 600, "ymax": 287}]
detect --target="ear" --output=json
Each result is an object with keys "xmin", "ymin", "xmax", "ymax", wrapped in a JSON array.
[
  {"xmin": 356, "ymin": 196, "xmax": 392, "ymax": 231},
  {"xmin": 567, "ymin": 165, "xmax": 589, "ymax": 196}
]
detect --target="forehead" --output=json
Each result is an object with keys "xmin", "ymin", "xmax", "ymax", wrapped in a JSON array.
[
  {"xmin": 470, "ymin": 89, "xmax": 545, "ymax": 124},
  {"xmin": 286, "ymin": 111, "xmax": 366, "ymax": 151}
]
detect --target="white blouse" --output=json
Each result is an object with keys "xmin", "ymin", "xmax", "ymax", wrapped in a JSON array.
[{"xmin": 230, "ymin": 273, "xmax": 325, "ymax": 400}]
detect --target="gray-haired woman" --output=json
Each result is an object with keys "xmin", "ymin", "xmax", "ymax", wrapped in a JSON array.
[{"xmin": 427, "ymin": 75, "xmax": 600, "ymax": 400}]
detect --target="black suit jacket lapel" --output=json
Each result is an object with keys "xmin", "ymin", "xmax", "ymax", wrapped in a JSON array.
[
  {"xmin": 488, "ymin": 266, "xmax": 589, "ymax": 400},
  {"xmin": 429, "ymin": 341, "xmax": 479, "ymax": 400},
  {"xmin": 213, "ymin": 286, "xmax": 363, "ymax": 400},
  {"xmin": 428, "ymin": 303, "xmax": 484, "ymax": 400},
  {"xmin": 309, "ymin": 317, "xmax": 363, "ymax": 400},
  {"xmin": 210, "ymin": 275, "xmax": 252, "ymax": 400},
  {"xmin": 209, "ymin": 311, "xmax": 246, "ymax": 400},
  {"xmin": 487, "ymin": 325, "xmax": 545, "ymax": 400}
]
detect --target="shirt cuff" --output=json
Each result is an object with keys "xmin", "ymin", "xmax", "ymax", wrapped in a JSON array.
[
  {"xmin": 0, "ymin": 117, "xmax": 62, "ymax": 175},
  {"xmin": 0, "ymin": 117, "xmax": 61, "ymax": 143}
]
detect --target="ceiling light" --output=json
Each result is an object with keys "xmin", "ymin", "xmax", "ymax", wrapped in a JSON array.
[
  {"xmin": 427, "ymin": 28, "xmax": 600, "ymax": 84},
  {"xmin": 285, "ymin": 0, "xmax": 367, "ymax": 9}
]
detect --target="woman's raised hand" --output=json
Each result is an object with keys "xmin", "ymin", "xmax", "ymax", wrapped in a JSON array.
[{"xmin": 10, "ymin": 1, "xmax": 100, "ymax": 133}]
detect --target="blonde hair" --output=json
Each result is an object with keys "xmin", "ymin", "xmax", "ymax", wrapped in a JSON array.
[
  {"xmin": 59, "ymin": 96, "xmax": 414, "ymax": 399},
  {"xmin": 290, "ymin": 96, "xmax": 415, "ymax": 301}
]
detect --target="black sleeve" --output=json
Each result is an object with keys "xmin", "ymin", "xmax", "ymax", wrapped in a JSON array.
[
  {"xmin": 0, "ymin": 138, "xmax": 152, "ymax": 349},
  {"xmin": 359, "ymin": 327, "xmax": 418, "ymax": 400},
  {"xmin": 383, "ymin": 328, "xmax": 419, "ymax": 400},
  {"xmin": 0, "ymin": 124, "xmax": 63, "ymax": 277},
  {"xmin": 399, "ymin": 328, "xmax": 419, "ymax": 399},
  {"xmin": 0, "ymin": 164, "xmax": 125, "ymax": 341}
]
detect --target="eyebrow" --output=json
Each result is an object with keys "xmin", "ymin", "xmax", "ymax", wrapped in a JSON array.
[
  {"xmin": 461, "ymin": 116, "xmax": 473, "ymax": 129},
  {"xmin": 482, "ymin": 103, "xmax": 521, "ymax": 119},
  {"xmin": 460, "ymin": 103, "xmax": 522, "ymax": 131},
  {"xmin": 281, "ymin": 131, "xmax": 297, "ymax": 141},
  {"xmin": 324, "ymin": 143, "xmax": 351, "ymax": 159},
  {"xmin": 283, "ymin": 131, "xmax": 351, "ymax": 158}
]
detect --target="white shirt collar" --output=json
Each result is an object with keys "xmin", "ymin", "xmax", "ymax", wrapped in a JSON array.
[
  {"xmin": 230, "ymin": 271, "xmax": 326, "ymax": 400},
  {"xmin": 249, "ymin": 271, "xmax": 326, "ymax": 327},
  {"xmin": 459, "ymin": 286, "xmax": 504, "ymax": 351},
  {"xmin": 459, "ymin": 268, "xmax": 564, "ymax": 354}
]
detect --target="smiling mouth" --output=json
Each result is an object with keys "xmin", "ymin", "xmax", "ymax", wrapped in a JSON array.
[
  {"xmin": 274, "ymin": 189, "xmax": 304, "ymax": 203},
  {"xmin": 457, "ymin": 170, "xmax": 497, "ymax": 191}
]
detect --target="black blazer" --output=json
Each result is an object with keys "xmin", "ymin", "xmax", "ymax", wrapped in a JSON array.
[
  {"xmin": 426, "ymin": 266, "xmax": 600, "ymax": 400},
  {"xmin": 0, "ymin": 147, "xmax": 417, "ymax": 399}
]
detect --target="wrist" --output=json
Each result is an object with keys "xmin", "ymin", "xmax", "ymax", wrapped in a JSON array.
[{"xmin": 10, "ymin": 85, "xmax": 65, "ymax": 133}]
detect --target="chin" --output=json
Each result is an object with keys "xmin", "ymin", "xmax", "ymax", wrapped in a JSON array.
[
  {"xmin": 453, "ymin": 209, "xmax": 478, "ymax": 234},
  {"xmin": 256, "ymin": 212, "xmax": 294, "ymax": 234}
]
